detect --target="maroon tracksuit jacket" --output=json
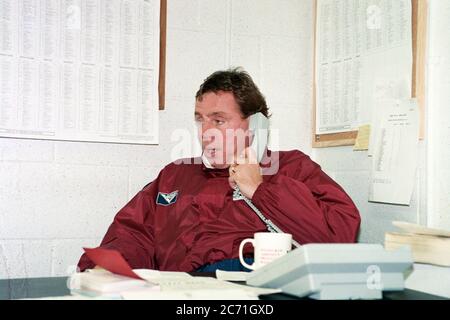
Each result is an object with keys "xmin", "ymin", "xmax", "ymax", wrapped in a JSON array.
[{"xmin": 78, "ymin": 150, "xmax": 360, "ymax": 272}]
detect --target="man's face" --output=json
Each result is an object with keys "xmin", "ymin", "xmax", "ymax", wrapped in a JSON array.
[{"xmin": 195, "ymin": 91, "xmax": 249, "ymax": 169}]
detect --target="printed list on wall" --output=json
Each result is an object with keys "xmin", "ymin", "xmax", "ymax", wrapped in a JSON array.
[
  {"xmin": 315, "ymin": 0, "xmax": 412, "ymax": 134},
  {"xmin": 0, "ymin": 0, "xmax": 160, "ymax": 144}
]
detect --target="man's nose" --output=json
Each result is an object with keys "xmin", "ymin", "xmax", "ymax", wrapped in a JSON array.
[
  {"xmin": 202, "ymin": 127, "xmax": 215, "ymax": 143},
  {"xmin": 201, "ymin": 120, "xmax": 215, "ymax": 132},
  {"xmin": 202, "ymin": 125, "xmax": 224, "ymax": 144}
]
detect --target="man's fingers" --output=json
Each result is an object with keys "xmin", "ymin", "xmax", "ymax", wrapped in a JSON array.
[
  {"xmin": 235, "ymin": 152, "xmax": 246, "ymax": 165},
  {"xmin": 245, "ymin": 147, "xmax": 258, "ymax": 164},
  {"xmin": 228, "ymin": 167, "xmax": 238, "ymax": 189}
]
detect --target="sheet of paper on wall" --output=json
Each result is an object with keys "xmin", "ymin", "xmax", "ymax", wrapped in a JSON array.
[
  {"xmin": 0, "ymin": 0, "xmax": 160, "ymax": 145},
  {"xmin": 315, "ymin": 0, "xmax": 412, "ymax": 134},
  {"xmin": 368, "ymin": 78, "xmax": 412, "ymax": 156},
  {"xmin": 353, "ymin": 124, "xmax": 371, "ymax": 151},
  {"xmin": 369, "ymin": 99, "xmax": 419, "ymax": 205}
]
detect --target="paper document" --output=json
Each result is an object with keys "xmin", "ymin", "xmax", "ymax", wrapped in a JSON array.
[
  {"xmin": 78, "ymin": 248, "xmax": 281, "ymax": 300},
  {"xmin": 368, "ymin": 78, "xmax": 411, "ymax": 156},
  {"xmin": 315, "ymin": 0, "xmax": 412, "ymax": 134},
  {"xmin": 353, "ymin": 125, "xmax": 371, "ymax": 151},
  {"xmin": 121, "ymin": 277, "xmax": 280, "ymax": 300},
  {"xmin": 369, "ymin": 99, "xmax": 419, "ymax": 205},
  {"xmin": 0, "ymin": 0, "xmax": 160, "ymax": 144},
  {"xmin": 133, "ymin": 269, "xmax": 192, "ymax": 281},
  {"xmin": 121, "ymin": 288, "xmax": 259, "ymax": 300},
  {"xmin": 71, "ymin": 269, "xmax": 154, "ymax": 297},
  {"xmin": 216, "ymin": 270, "xmax": 249, "ymax": 281}
]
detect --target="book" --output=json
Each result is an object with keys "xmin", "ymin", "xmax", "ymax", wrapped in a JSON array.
[
  {"xmin": 75, "ymin": 269, "xmax": 153, "ymax": 294},
  {"xmin": 392, "ymin": 221, "xmax": 450, "ymax": 237},
  {"xmin": 70, "ymin": 247, "xmax": 159, "ymax": 297},
  {"xmin": 385, "ymin": 221, "xmax": 450, "ymax": 267}
]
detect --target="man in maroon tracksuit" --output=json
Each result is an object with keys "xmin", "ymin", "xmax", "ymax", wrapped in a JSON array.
[{"xmin": 78, "ymin": 68, "xmax": 360, "ymax": 272}]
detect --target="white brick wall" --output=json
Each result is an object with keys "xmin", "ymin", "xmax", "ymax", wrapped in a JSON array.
[
  {"xmin": 0, "ymin": 0, "xmax": 314, "ymax": 279},
  {"xmin": 427, "ymin": 0, "xmax": 450, "ymax": 229}
]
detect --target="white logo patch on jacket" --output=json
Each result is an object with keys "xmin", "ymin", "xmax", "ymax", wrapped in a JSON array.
[{"xmin": 156, "ymin": 190, "xmax": 179, "ymax": 206}]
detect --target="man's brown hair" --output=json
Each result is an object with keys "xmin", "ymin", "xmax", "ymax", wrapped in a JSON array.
[{"xmin": 195, "ymin": 67, "xmax": 270, "ymax": 118}]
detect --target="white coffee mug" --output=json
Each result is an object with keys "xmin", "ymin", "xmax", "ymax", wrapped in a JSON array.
[{"xmin": 239, "ymin": 232, "xmax": 293, "ymax": 270}]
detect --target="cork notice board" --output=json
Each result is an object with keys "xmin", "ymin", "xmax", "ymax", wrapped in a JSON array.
[{"xmin": 312, "ymin": 0, "xmax": 427, "ymax": 148}]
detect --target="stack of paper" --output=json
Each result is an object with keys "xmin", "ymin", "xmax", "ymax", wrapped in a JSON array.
[
  {"xmin": 73, "ymin": 247, "xmax": 280, "ymax": 300},
  {"xmin": 70, "ymin": 269, "xmax": 157, "ymax": 298},
  {"xmin": 385, "ymin": 221, "xmax": 450, "ymax": 267}
]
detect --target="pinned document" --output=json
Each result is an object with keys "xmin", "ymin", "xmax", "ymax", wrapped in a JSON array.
[{"xmin": 369, "ymin": 99, "xmax": 419, "ymax": 205}]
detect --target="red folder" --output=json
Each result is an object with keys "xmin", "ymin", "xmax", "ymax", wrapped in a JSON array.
[{"xmin": 83, "ymin": 247, "xmax": 143, "ymax": 280}]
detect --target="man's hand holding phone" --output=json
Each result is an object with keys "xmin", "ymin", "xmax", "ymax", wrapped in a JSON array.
[{"xmin": 228, "ymin": 147, "xmax": 263, "ymax": 199}]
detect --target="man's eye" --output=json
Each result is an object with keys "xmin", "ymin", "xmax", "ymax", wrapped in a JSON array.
[{"xmin": 213, "ymin": 119, "xmax": 225, "ymax": 125}]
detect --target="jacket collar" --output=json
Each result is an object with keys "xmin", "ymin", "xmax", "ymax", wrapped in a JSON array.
[
  {"xmin": 201, "ymin": 163, "xmax": 230, "ymax": 178},
  {"xmin": 200, "ymin": 149, "xmax": 275, "ymax": 178}
]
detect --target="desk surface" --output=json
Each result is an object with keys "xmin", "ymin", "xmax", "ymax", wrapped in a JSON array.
[{"xmin": 0, "ymin": 276, "xmax": 447, "ymax": 300}]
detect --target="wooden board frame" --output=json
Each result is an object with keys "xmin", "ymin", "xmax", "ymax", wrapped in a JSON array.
[
  {"xmin": 412, "ymin": 0, "xmax": 427, "ymax": 139},
  {"xmin": 158, "ymin": 0, "xmax": 167, "ymax": 110},
  {"xmin": 312, "ymin": 0, "xmax": 428, "ymax": 148}
]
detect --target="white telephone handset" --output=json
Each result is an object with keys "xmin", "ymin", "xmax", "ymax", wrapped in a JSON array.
[{"xmin": 247, "ymin": 112, "xmax": 269, "ymax": 163}]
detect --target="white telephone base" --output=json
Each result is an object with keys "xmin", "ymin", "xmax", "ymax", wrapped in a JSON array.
[{"xmin": 246, "ymin": 244, "xmax": 413, "ymax": 300}]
